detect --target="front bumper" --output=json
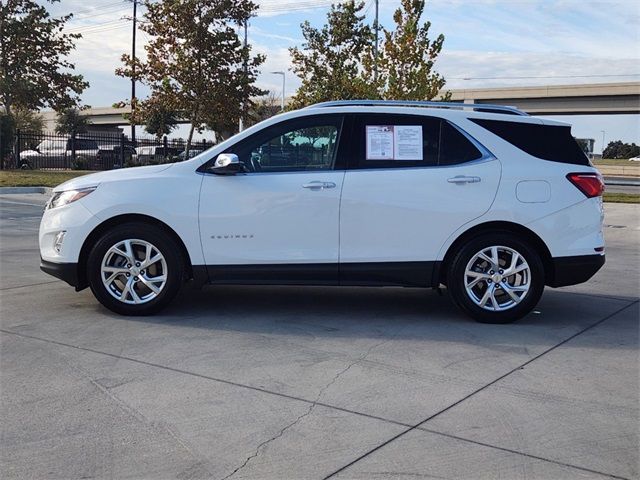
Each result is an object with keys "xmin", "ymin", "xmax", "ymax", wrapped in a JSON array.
[
  {"xmin": 548, "ymin": 254, "xmax": 605, "ymax": 288},
  {"xmin": 40, "ymin": 259, "xmax": 79, "ymax": 288}
]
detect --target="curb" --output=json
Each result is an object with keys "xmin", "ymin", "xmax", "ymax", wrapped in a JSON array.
[{"xmin": 0, "ymin": 186, "xmax": 52, "ymax": 195}]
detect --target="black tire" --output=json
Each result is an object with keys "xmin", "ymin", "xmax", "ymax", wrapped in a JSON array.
[
  {"xmin": 87, "ymin": 223, "xmax": 184, "ymax": 315},
  {"xmin": 447, "ymin": 232, "xmax": 545, "ymax": 324}
]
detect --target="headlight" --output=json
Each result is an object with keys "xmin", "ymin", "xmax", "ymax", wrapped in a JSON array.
[{"xmin": 46, "ymin": 186, "xmax": 97, "ymax": 210}]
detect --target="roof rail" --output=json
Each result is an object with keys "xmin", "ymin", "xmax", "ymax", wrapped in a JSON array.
[{"xmin": 306, "ymin": 100, "xmax": 529, "ymax": 116}]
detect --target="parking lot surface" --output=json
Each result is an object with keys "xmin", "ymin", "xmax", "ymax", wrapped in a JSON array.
[{"xmin": 1, "ymin": 194, "xmax": 638, "ymax": 480}]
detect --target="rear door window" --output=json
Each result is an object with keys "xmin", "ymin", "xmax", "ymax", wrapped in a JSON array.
[
  {"xmin": 438, "ymin": 121, "xmax": 484, "ymax": 165},
  {"xmin": 349, "ymin": 114, "xmax": 483, "ymax": 169}
]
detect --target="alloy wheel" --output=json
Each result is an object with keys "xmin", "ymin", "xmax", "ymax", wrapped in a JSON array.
[
  {"xmin": 464, "ymin": 245, "xmax": 531, "ymax": 312},
  {"xmin": 100, "ymin": 239, "xmax": 168, "ymax": 304}
]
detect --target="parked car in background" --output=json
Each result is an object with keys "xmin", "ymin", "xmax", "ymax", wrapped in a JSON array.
[
  {"xmin": 96, "ymin": 145, "xmax": 136, "ymax": 169},
  {"xmin": 177, "ymin": 149, "xmax": 204, "ymax": 161},
  {"xmin": 20, "ymin": 137, "xmax": 99, "ymax": 169},
  {"xmin": 629, "ymin": 156, "xmax": 640, "ymax": 161},
  {"xmin": 133, "ymin": 146, "xmax": 179, "ymax": 165},
  {"xmin": 39, "ymin": 100, "xmax": 605, "ymax": 323}
]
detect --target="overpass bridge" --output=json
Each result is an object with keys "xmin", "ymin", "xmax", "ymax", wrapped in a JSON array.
[
  {"xmin": 39, "ymin": 81, "xmax": 640, "ymax": 131},
  {"xmin": 449, "ymin": 82, "xmax": 640, "ymax": 115}
]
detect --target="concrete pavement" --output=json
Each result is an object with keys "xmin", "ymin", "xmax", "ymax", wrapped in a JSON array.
[{"xmin": 1, "ymin": 194, "xmax": 638, "ymax": 479}]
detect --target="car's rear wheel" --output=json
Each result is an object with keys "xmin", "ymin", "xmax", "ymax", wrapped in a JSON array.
[
  {"xmin": 447, "ymin": 233, "xmax": 544, "ymax": 323},
  {"xmin": 87, "ymin": 223, "xmax": 184, "ymax": 315}
]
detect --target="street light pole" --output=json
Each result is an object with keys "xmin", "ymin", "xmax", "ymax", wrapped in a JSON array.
[
  {"xmin": 271, "ymin": 71, "xmax": 285, "ymax": 111},
  {"xmin": 130, "ymin": 0, "xmax": 137, "ymax": 143},
  {"xmin": 601, "ymin": 130, "xmax": 606, "ymax": 158}
]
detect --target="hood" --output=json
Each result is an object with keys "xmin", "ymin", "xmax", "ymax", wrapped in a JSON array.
[{"xmin": 53, "ymin": 164, "xmax": 174, "ymax": 192}]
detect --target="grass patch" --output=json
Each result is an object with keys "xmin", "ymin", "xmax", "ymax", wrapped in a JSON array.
[
  {"xmin": 594, "ymin": 158, "xmax": 639, "ymax": 166},
  {"xmin": 0, "ymin": 170, "xmax": 94, "ymax": 187},
  {"xmin": 603, "ymin": 192, "xmax": 640, "ymax": 204}
]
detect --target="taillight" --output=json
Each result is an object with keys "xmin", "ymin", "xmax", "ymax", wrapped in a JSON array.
[{"xmin": 566, "ymin": 172, "xmax": 604, "ymax": 198}]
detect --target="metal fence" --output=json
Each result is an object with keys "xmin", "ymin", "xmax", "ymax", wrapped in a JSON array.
[{"xmin": 2, "ymin": 130, "xmax": 214, "ymax": 171}]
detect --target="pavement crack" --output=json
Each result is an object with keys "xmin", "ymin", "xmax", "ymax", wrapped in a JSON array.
[
  {"xmin": 220, "ymin": 333, "xmax": 401, "ymax": 480},
  {"xmin": 220, "ymin": 404, "xmax": 314, "ymax": 480}
]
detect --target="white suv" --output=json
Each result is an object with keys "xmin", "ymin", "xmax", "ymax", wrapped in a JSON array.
[{"xmin": 39, "ymin": 101, "xmax": 605, "ymax": 323}]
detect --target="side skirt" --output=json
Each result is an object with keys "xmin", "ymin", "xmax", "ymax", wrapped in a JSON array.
[{"xmin": 200, "ymin": 261, "xmax": 440, "ymax": 288}]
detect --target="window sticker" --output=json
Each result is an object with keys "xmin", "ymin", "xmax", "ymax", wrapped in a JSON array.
[
  {"xmin": 366, "ymin": 125, "xmax": 394, "ymax": 160},
  {"xmin": 394, "ymin": 125, "xmax": 423, "ymax": 160},
  {"xmin": 366, "ymin": 125, "xmax": 423, "ymax": 160}
]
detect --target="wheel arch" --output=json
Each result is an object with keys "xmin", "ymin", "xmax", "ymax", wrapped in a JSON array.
[
  {"xmin": 438, "ymin": 221, "xmax": 554, "ymax": 286},
  {"xmin": 75, "ymin": 213, "xmax": 195, "ymax": 291}
]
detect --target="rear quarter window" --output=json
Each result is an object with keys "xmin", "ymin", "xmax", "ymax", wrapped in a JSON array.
[{"xmin": 470, "ymin": 118, "xmax": 589, "ymax": 166}]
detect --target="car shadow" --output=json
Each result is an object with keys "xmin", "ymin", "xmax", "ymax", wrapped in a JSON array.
[{"xmin": 95, "ymin": 284, "xmax": 639, "ymax": 350}]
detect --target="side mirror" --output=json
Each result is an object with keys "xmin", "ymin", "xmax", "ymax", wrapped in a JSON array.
[{"xmin": 210, "ymin": 153, "xmax": 242, "ymax": 175}]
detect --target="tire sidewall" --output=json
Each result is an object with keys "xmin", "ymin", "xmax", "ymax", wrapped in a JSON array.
[
  {"xmin": 448, "ymin": 233, "xmax": 545, "ymax": 324},
  {"xmin": 87, "ymin": 223, "xmax": 183, "ymax": 315}
]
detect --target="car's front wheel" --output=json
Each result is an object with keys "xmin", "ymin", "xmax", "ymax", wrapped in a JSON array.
[
  {"xmin": 87, "ymin": 223, "xmax": 184, "ymax": 315},
  {"xmin": 447, "ymin": 233, "xmax": 545, "ymax": 323}
]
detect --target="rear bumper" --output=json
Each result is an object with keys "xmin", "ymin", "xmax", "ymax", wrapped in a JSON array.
[
  {"xmin": 40, "ymin": 259, "xmax": 79, "ymax": 288},
  {"xmin": 548, "ymin": 254, "xmax": 605, "ymax": 288}
]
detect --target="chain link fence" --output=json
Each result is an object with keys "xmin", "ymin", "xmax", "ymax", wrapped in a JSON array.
[{"xmin": 1, "ymin": 130, "xmax": 214, "ymax": 170}]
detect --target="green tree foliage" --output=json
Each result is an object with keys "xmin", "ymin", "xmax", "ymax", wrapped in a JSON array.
[
  {"xmin": 0, "ymin": 0, "xmax": 87, "ymax": 116},
  {"xmin": 603, "ymin": 140, "xmax": 640, "ymax": 159},
  {"xmin": 116, "ymin": 0, "xmax": 265, "ymax": 155},
  {"xmin": 369, "ymin": 0, "xmax": 448, "ymax": 100},
  {"xmin": 0, "ymin": 112, "xmax": 16, "ymax": 164},
  {"xmin": 13, "ymin": 107, "xmax": 44, "ymax": 133},
  {"xmin": 55, "ymin": 108, "xmax": 89, "ymax": 135},
  {"xmin": 143, "ymin": 99, "xmax": 179, "ymax": 139},
  {"xmin": 288, "ymin": 1, "xmax": 375, "ymax": 109},
  {"xmin": 289, "ymin": 0, "xmax": 448, "ymax": 107}
]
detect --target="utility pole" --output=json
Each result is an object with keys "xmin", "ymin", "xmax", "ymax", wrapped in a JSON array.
[
  {"xmin": 239, "ymin": 19, "xmax": 248, "ymax": 132},
  {"xmin": 130, "ymin": 0, "xmax": 137, "ymax": 144},
  {"xmin": 373, "ymin": 0, "xmax": 379, "ymax": 82},
  {"xmin": 271, "ymin": 71, "xmax": 285, "ymax": 111},
  {"xmin": 601, "ymin": 130, "xmax": 606, "ymax": 158}
]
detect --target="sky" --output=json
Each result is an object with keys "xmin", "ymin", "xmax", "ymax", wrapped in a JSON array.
[{"xmin": 41, "ymin": 0, "xmax": 640, "ymax": 151}]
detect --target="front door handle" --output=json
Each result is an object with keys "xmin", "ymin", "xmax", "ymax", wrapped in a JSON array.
[
  {"xmin": 447, "ymin": 175, "xmax": 481, "ymax": 184},
  {"xmin": 302, "ymin": 181, "xmax": 336, "ymax": 190}
]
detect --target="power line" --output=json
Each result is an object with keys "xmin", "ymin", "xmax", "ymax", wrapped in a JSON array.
[
  {"xmin": 66, "ymin": 19, "xmax": 128, "ymax": 34},
  {"xmin": 69, "ymin": 23, "xmax": 130, "ymax": 36},
  {"xmin": 69, "ymin": 2, "xmax": 128, "ymax": 18},
  {"xmin": 69, "ymin": 6, "xmax": 130, "ymax": 23}
]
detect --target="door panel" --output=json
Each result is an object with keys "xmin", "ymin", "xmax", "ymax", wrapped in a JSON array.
[
  {"xmin": 198, "ymin": 113, "xmax": 346, "ymax": 275},
  {"xmin": 339, "ymin": 161, "xmax": 501, "ymax": 263},
  {"xmin": 199, "ymin": 171, "xmax": 345, "ymax": 266}
]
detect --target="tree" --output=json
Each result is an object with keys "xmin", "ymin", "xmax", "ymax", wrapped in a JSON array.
[
  {"xmin": 0, "ymin": 0, "xmax": 87, "ymax": 116},
  {"xmin": 13, "ymin": 107, "xmax": 44, "ymax": 133},
  {"xmin": 603, "ymin": 140, "xmax": 640, "ymax": 159},
  {"xmin": 144, "ymin": 100, "xmax": 178, "ymax": 139},
  {"xmin": 0, "ymin": 111, "xmax": 16, "ymax": 165},
  {"xmin": 55, "ymin": 108, "xmax": 89, "ymax": 135},
  {"xmin": 289, "ymin": 0, "xmax": 448, "ymax": 107},
  {"xmin": 246, "ymin": 91, "xmax": 281, "ymax": 128},
  {"xmin": 116, "ymin": 0, "xmax": 265, "ymax": 156},
  {"xmin": 368, "ymin": 0, "xmax": 448, "ymax": 100},
  {"xmin": 288, "ymin": 1, "xmax": 375, "ymax": 109}
]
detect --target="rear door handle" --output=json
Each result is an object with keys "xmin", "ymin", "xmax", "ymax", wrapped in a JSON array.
[
  {"xmin": 302, "ymin": 181, "xmax": 336, "ymax": 190},
  {"xmin": 447, "ymin": 175, "xmax": 481, "ymax": 184}
]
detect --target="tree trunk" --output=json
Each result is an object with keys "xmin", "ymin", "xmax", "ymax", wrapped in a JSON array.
[{"xmin": 185, "ymin": 122, "xmax": 195, "ymax": 160}]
